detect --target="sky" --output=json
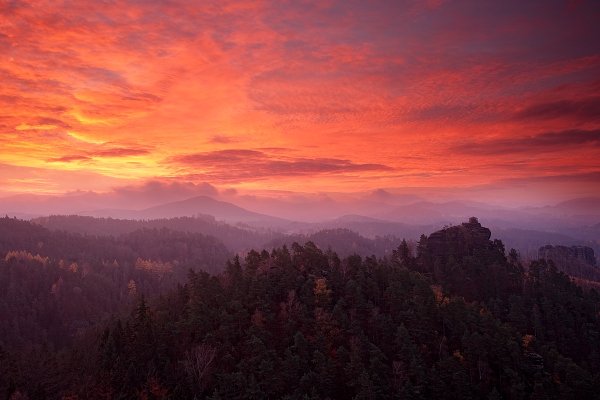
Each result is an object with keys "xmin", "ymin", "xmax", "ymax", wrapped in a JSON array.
[{"xmin": 1, "ymin": 0, "xmax": 599, "ymax": 208}]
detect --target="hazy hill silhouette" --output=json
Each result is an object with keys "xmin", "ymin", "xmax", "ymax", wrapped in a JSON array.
[
  {"xmin": 540, "ymin": 197, "xmax": 600, "ymax": 216},
  {"xmin": 136, "ymin": 196, "xmax": 288, "ymax": 225},
  {"xmin": 264, "ymin": 228, "xmax": 400, "ymax": 258},
  {"xmin": 32, "ymin": 215, "xmax": 279, "ymax": 252}
]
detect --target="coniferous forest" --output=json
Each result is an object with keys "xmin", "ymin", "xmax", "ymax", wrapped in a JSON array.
[{"xmin": 1, "ymin": 216, "xmax": 600, "ymax": 399}]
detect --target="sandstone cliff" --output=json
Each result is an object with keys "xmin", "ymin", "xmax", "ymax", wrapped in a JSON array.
[{"xmin": 425, "ymin": 217, "xmax": 492, "ymax": 260}]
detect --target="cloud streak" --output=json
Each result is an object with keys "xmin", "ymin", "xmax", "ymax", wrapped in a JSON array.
[
  {"xmin": 172, "ymin": 149, "xmax": 393, "ymax": 182},
  {"xmin": 514, "ymin": 97, "xmax": 600, "ymax": 121},
  {"xmin": 47, "ymin": 146, "xmax": 150, "ymax": 163},
  {"xmin": 454, "ymin": 129, "xmax": 600, "ymax": 155}
]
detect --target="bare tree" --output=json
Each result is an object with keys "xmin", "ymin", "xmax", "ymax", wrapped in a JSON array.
[{"xmin": 183, "ymin": 343, "xmax": 217, "ymax": 388}]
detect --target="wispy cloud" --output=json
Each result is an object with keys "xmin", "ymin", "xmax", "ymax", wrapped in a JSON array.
[
  {"xmin": 47, "ymin": 146, "xmax": 150, "ymax": 163},
  {"xmin": 514, "ymin": 96, "xmax": 600, "ymax": 121},
  {"xmin": 207, "ymin": 135, "xmax": 240, "ymax": 144}
]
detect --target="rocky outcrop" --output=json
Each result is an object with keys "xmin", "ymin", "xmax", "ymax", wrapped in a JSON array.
[
  {"xmin": 538, "ymin": 245, "xmax": 597, "ymax": 268},
  {"xmin": 426, "ymin": 217, "xmax": 492, "ymax": 260}
]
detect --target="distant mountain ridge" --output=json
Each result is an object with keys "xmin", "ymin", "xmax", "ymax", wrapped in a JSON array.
[
  {"xmin": 546, "ymin": 197, "xmax": 600, "ymax": 216},
  {"xmin": 136, "ymin": 195, "xmax": 289, "ymax": 224},
  {"xmin": 3, "ymin": 194, "xmax": 599, "ymax": 246},
  {"xmin": 72, "ymin": 195, "xmax": 292, "ymax": 227}
]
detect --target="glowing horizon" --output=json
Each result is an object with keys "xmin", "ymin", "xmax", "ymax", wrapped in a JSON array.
[{"xmin": 2, "ymin": 0, "xmax": 599, "ymax": 202}]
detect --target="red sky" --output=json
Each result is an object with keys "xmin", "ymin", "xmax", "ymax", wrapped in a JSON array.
[{"xmin": 1, "ymin": 0, "xmax": 599, "ymax": 205}]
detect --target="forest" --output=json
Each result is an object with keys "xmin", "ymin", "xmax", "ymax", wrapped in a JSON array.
[{"xmin": 1, "ymin": 216, "xmax": 600, "ymax": 399}]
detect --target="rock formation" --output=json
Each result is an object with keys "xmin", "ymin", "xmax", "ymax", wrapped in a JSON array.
[
  {"xmin": 425, "ymin": 217, "xmax": 492, "ymax": 260},
  {"xmin": 538, "ymin": 245, "xmax": 597, "ymax": 268}
]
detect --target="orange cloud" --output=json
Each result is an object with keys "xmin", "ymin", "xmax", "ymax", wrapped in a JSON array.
[{"xmin": 0, "ymin": 0, "xmax": 598, "ymax": 201}]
